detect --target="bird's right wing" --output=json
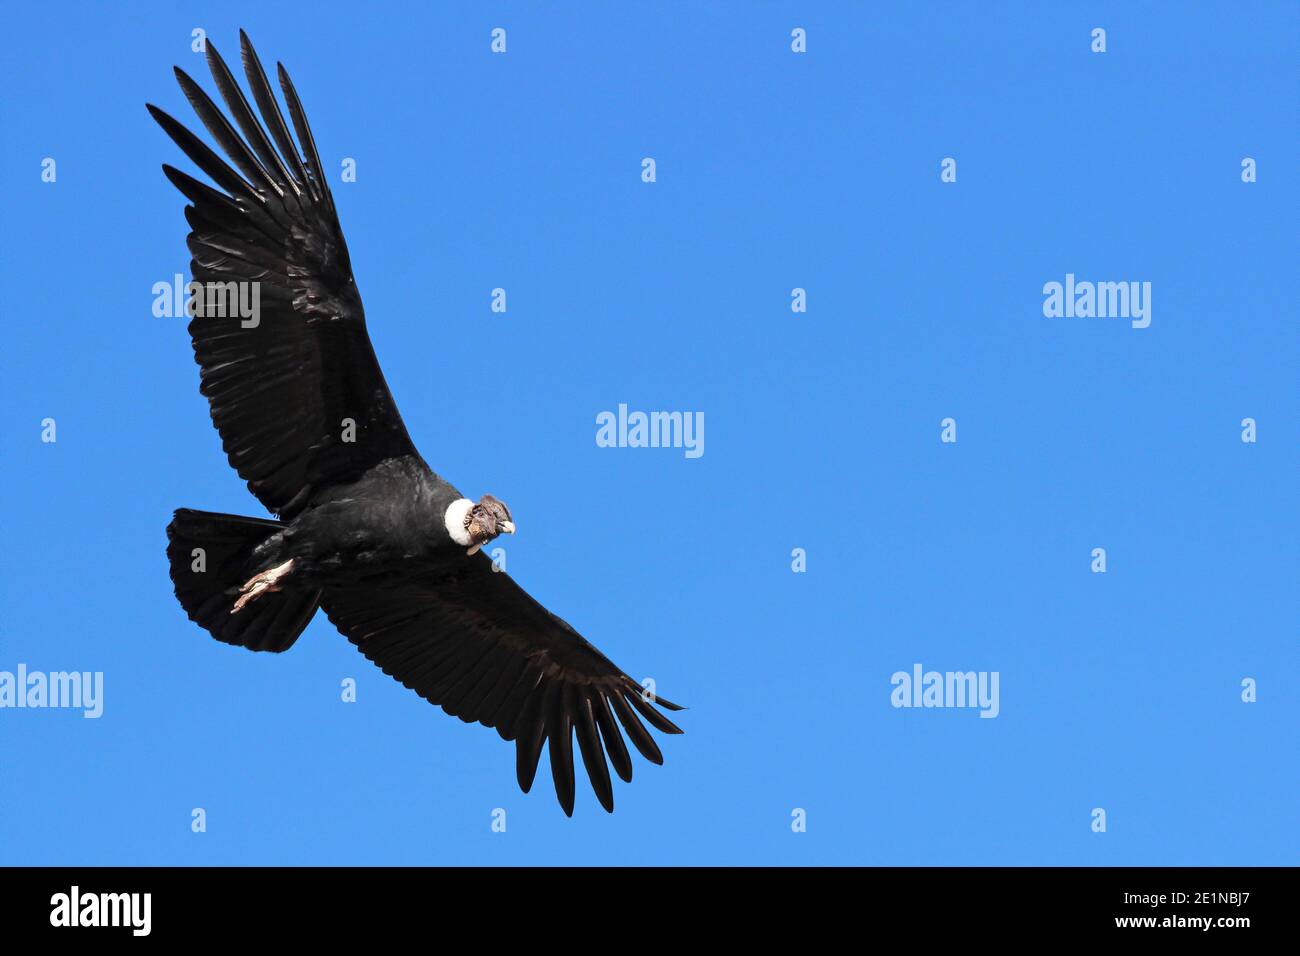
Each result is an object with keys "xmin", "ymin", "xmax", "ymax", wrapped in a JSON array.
[
  {"xmin": 320, "ymin": 554, "xmax": 685, "ymax": 815},
  {"xmin": 149, "ymin": 31, "xmax": 417, "ymax": 519}
]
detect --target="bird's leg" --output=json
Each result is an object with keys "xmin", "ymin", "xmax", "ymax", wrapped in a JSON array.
[{"xmin": 231, "ymin": 559, "xmax": 296, "ymax": 614}]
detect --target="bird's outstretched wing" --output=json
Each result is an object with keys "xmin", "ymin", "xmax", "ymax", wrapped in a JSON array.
[
  {"xmin": 149, "ymin": 31, "xmax": 416, "ymax": 519},
  {"xmin": 319, "ymin": 554, "xmax": 685, "ymax": 815}
]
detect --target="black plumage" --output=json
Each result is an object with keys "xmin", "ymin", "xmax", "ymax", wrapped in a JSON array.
[{"xmin": 153, "ymin": 32, "xmax": 683, "ymax": 815}]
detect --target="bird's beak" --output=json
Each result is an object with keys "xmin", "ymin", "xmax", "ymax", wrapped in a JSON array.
[{"xmin": 500, "ymin": 521, "xmax": 516, "ymax": 534}]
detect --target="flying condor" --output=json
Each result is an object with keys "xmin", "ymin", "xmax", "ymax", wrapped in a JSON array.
[{"xmin": 150, "ymin": 31, "xmax": 684, "ymax": 815}]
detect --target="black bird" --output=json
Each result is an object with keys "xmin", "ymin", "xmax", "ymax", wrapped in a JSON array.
[{"xmin": 151, "ymin": 32, "xmax": 683, "ymax": 815}]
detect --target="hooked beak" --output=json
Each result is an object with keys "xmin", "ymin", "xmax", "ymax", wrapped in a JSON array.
[{"xmin": 500, "ymin": 521, "xmax": 516, "ymax": 534}]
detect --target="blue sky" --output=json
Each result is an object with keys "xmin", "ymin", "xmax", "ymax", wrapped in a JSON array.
[{"xmin": 1, "ymin": 2, "xmax": 1295, "ymax": 865}]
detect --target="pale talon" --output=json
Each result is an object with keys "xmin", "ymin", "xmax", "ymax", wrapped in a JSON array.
[
  {"xmin": 466, "ymin": 544, "xmax": 481, "ymax": 556},
  {"xmin": 230, "ymin": 559, "xmax": 295, "ymax": 614}
]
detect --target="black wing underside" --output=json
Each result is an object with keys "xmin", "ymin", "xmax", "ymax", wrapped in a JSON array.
[
  {"xmin": 149, "ymin": 30, "xmax": 417, "ymax": 519},
  {"xmin": 320, "ymin": 553, "xmax": 685, "ymax": 815}
]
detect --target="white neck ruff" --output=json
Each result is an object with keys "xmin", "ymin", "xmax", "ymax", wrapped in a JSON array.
[{"xmin": 444, "ymin": 498, "xmax": 474, "ymax": 546}]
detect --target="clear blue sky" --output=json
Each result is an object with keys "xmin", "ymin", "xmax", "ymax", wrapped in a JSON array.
[{"xmin": 1, "ymin": 2, "xmax": 1295, "ymax": 865}]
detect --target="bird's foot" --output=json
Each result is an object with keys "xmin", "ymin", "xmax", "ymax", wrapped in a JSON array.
[{"xmin": 231, "ymin": 559, "xmax": 295, "ymax": 614}]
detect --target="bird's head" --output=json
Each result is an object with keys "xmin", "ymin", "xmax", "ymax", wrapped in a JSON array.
[
  {"xmin": 465, "ymin": 494, "xmax": 515, "ymax": 554},
  {"xmin": 443, "ymin": 494, "xmax": 516, "ymax": 555}
]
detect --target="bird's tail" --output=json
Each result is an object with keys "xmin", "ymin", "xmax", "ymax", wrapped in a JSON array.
[{"xmin": 165, "ymin": 508, "xmax": 320, "ymax": 652}]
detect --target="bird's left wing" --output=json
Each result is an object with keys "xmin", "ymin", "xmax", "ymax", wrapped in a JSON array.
[
  {"xmin": 319, "ymin": 555, "xmax": 685, "ymax": 815},
  {"xmin": 149, "ymin": 32, "xmax": 418, "ymax": 519}
]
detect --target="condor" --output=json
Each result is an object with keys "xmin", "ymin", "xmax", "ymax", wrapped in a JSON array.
[{"xmin": 150, "ymin": 31, "xmax": 683, "ymax": 815}]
